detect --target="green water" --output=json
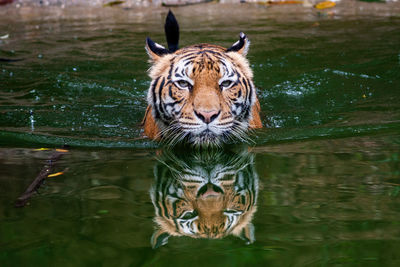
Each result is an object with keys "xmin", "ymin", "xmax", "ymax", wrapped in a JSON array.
[{"xmin": 1, "ymin": 3, "xmax": 400, "ymax": 266}]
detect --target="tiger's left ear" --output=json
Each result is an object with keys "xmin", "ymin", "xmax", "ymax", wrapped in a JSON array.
[{"xmin": 227, "ymin": 32, "xmax": 250, "ymax": 56}]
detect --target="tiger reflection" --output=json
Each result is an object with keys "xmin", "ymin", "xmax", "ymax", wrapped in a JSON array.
[{"xmin": 150, "ymin": 149, "xmax": 259, "ymax": 248}]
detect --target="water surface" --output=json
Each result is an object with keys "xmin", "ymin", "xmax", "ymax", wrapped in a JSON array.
[{"xmin": 1, "ymin": 3, "xmax": 400, "ymax": 266}]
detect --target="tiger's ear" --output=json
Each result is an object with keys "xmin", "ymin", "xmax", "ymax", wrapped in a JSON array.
[
  {"xmin": 145, "ymin": 37, "xmax": 169, "ymax": 62},
  {"xmin": 165, "ymin": 10, "xmax": 179, "ymax": 52},
  {"xmin": 145, "ymin": 11, "xmax": 179, "ymax": 61},
  {"xmin": 151, "ymin": 228, "xmax": 170, "ymax": 249},
  {"xmin": 238, "ymin": 223, "xmax": 255, "ymax": 245},
  {"xmin": 227, "ymin": 32, "xmax": 250, "ymax": 56}
]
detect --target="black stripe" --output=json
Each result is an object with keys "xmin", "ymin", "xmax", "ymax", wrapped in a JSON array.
[
  {"xmin": 151, "ymin": 77, "xmax": 161, "ymax": 119},
  {"xmin": 167, "ymin": 62, "xmax": 174, "ymax": 80},
  {"xmin": 242, "ymin": 78, "xmax": 250, "ymax": 102},
  {"xmin": 242, "ymin": 105, "xmax": 251, "ymax": 120},
  {"xmin": 158, "ymin": 77, "xmax": 166, "ymax": 119},
  {"xmin": 173, "ymin": 219, "xmax": 180, "ymax": 231},
  {"xmin": 247, "ymin": 79, "xmax": 253, "ymax": 103},
  {"xmin": 220, "ymin": 60, "xmax": 227, "ymax": 68},
  {"xmin": 241, "ymin": 78, "xmax": 252, "ymax": 120},
  {"xmin": 154, "ymin": 167, "xmax": 168, "ymax": 218},
  {"xmin": 201, "ymin": 49, "xmax": 223, "ymax": 56},
  {"xmin": 161, "ymin": 199, "xmax": 169, "ymax": 218},
  {"xmin": 165, "ymin": 98, "xmax": 184, "ymax": 107},
  {"xmin": 180, "ymin": 54, "xmax": 197, "ymax": 60},
  {"xmin": 153, "ymin": 187, "xmax": 162, "ymax": 216},
  {"xmin": 234, "ymin": 102, "xmax": 244, "ymax": 110},
  {"xmin": 160, "ymin": 169, "xmax": 171, "ymax": 219}
]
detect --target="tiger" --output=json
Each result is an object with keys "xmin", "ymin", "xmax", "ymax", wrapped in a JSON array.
[
  {"xmin": 150, "ymin": 149, "xmax": 259, "ymax": 248},
  {"xmin": 142, "ymin": 11, "xmax": 262, "ymax": 146}
]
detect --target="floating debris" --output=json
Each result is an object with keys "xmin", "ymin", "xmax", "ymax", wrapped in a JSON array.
[
  {"xmin": 315, "ymin": 1, "xmax": 336, "ymax": 9},
  {"xmin": 103, "ymin": 1, "xmax": 125, "ymax": 7},
  {"xmin": 47, "ymin": 172, "xmax": 64, "ymax": 178},
  {"xmin": 55, "ymin": 148, "xmax": 69, "ymax": 153},
  {"xmin": 34, "ymin": 148, "xmax": 69, "ymax": 152},
  {"xmin": 162, "ymin": 0, "xmax": 212, "ymax": 7},
  {"xmin": 257, "ymin": 0, "xmax": 303, "ymax": 5},
  {"xmin": 15, "ymin": 150, "xmax": 66, "ymax": 207}
]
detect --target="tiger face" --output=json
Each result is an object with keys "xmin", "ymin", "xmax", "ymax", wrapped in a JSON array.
[
  {"xmin": 142, "ymin": 12, "xmax": 262, "ymax": 146},
  {"xmin": 150, "ymin": 149, "xmax": 259, "ymax": 248}
]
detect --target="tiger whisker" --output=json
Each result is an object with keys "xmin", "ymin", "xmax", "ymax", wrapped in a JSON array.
[
  {"xmin": 166, "ymin": 127, "xmax": 187, "ymax": 147},
  {"xmin": 157, "ymin": 122, "xmax": 181, "ymax": 143},
  {"xmin": 229, "ymin": 121, "xmax": 252, "ymax": 144}
]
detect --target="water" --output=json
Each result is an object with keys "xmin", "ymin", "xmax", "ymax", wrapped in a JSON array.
[{"xmin": 1, "ymin": 3, "xmax": 400, "ymax": 266}]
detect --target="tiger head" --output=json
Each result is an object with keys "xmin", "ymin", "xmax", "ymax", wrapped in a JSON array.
[
  {"xmin": 150, "ymin": 149, "xmax": 259, "ymax": 248},
  {"xmin": 142, "ymin": 11, "xmax": 262, "ymax": 146}
]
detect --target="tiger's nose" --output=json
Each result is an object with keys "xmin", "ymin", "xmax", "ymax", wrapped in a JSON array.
[
  {"xmin": 194, "ymin": 110, "xmax": 220, "ymax": 124},
  {"xmin": 197, "ymin": 183, "xmax": 224, "ymax": 198}
]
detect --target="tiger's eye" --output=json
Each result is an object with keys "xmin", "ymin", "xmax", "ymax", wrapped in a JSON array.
[
  {"xmin": 224, "ymin": 209, "xmax": 243, "ymax": 215},
  {"xmin": 223, "ymin": 209, "xmax": 238, "ymax": 214},
  {"xmin": 177, "ymin": 80, "xmax": 190, "ymax": 89},
  {"xmin": 180, "ymin": 210, "xmax": 198, "ymax": 220},
  {"xmin": 220, "ymin": 80, "xmax": 232, "ymax": 88}
]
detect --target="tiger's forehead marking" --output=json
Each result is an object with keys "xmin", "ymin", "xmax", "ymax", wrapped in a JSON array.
[{"xmin": 171, "ymin": 47, "xmax": 238, "ymax": 79}]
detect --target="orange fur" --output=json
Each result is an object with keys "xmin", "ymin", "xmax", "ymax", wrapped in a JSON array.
[
  {"xmin": 143, "ymin": 42, "xmax": 262, "ymax": 144},
  {"xmin": 249, "ymin": 98, "xmax": 263, "ymax": 129},
  {"xmin": 142, "ymin": 106, "xmax": 160, "ymax": 140}
]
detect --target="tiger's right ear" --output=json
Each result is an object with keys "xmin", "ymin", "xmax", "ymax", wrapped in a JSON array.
[
  {"xmin": 227, "ymin": 32, "xmax": 250, "ymax": 56},
  {"xmin": 145, "ymin": 37, "xmax": 169, "ymax": 62},
  {"xmin": 151, "ymin": 228, "xmax": 170, "ymax": 249}
]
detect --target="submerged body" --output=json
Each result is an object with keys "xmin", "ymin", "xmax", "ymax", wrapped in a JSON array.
[{"xmin": 143, "ymin": 12, "xmax": 262, "ymax": 146}]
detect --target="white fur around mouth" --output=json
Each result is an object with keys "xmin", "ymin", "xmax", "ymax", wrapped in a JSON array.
[
  {"xmin": 160, "ymin": 119, "xmax": 250, "ymax": 146},
  {"xmin": 184, "ymin": 129, "xmax": 220, "ymax": 146}
]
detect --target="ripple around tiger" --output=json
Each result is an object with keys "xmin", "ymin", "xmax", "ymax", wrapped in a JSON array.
[{"xmin": 142, "ymin": 11, "xmax": 262, "ymax": 146}]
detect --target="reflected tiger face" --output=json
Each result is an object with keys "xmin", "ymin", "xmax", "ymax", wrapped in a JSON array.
[
  {"xmin": 150, "ymin": 150, "xmax": 258, "ymax": 248},
  {"xmin": 142, "ymin": 11, "xmax": 262, "ymax": 146}
]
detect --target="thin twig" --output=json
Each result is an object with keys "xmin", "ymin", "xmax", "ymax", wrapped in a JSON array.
[{"xmin": 15, "ymin": 148, "xmax": 68, "ymax": 208}]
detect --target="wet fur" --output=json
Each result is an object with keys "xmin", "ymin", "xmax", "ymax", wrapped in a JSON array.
[{"xmin": 143, "ymin": 13, "xmax": 262, "ymax": 146}]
